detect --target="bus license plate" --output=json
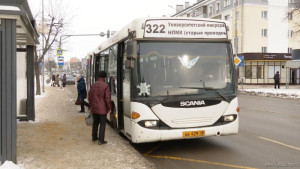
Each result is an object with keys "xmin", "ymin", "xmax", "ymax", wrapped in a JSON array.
[{"xmin": 183, "ymin": 130, "xmax": 205, "ymax": 137}]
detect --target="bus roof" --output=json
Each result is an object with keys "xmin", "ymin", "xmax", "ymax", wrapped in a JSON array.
[{"xmin": 90, "ymin": 17, "xmax": 232, "ymax": 56}]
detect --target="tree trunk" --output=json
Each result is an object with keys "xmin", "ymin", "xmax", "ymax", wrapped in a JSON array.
[{"xmin": 34, "ymin": 62, "xmax": 41, "ymax": 95}]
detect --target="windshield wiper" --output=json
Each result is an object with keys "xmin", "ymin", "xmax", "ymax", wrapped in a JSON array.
[{"xmin": 179, "ymin": 86, "xmax": 229, "ymax": 102}]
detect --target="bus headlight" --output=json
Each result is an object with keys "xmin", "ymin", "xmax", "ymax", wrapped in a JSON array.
[
  {"xmin": 223, "ymin": 115, "xmax": 235, "ymax": 122},
  {"xmin": 145, "ymin": 121, "xmax": 158, "ymax": 127}
]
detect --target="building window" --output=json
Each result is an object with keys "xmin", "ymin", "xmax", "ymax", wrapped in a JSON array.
[
  {"xmin": 245, "ymin": 66, "xmax": 251, "ymax": 78},
  {"xmin": 261, "ymin": 11, "xmax": 268, "ymax": 19},
  {"xmin": 288, "ymin": 48, "xmax": 293, "ymax": 53},
  {"xmin": 261, "ymin": 29, "xmax": 268, "ymax": 37},
  {"xmin": 262, "ymin": 47, "xmax": 267, "ymax": 53},
  {"xmin": 208, "ymin": 5, "xmax": 213, "ymax": 17},
  {"xmin": 288, "ymin": 30, "xmax": 294, "ymax": 38},
  {"xmin": 224, "ymin": 14, "xmax": 230, "ymax": 20},
  {"xmin": 268, "ymin": 65, "xmax": 280, "ymax": 78},
  {"xmin": 245, "ymin": 65, "xmax": 264, "ymax": 79},
  {"xmin": 257, "ymin": 65, "xmax": 264, "ymax": 79},
  {"xmin": 288, "ymin": 13, "xmax": 293, "ymax": 20},
  {"xmin": 224, "ymin": 0, "xmax": 231, "ymax": 7},
  {"xmin": 216, "ymin": 2, "xmax": 220, "ymax": 13},
  {"xmin": 251, "ymin": 66, "xmax": 257, "ymax": 78}
]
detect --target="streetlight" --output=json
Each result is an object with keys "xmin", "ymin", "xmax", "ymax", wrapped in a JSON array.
[{"xmin": 100, "ymin": 30, "xmax": 112, "ymax": 38}]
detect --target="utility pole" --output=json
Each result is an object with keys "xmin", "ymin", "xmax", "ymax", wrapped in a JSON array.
[{"xmin": 42, "ymin": 0, "xmax": 45, "ymax": 92}]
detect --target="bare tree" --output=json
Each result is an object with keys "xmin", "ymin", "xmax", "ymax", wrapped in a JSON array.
[
  {"xmin": 34, "ymin": 0, "xmax": 71, "ymax": 95},
  {"xmin": 289, "ymin": 0, "xmax": 300, "ymax": 35}
]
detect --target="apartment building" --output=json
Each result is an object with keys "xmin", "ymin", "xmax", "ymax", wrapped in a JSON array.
[{"xmin": 172, "ymin": 0, "xmax": 300, "ymax": 84}]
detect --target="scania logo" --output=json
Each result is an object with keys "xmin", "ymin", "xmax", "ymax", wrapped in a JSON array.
[{"xmin": 180, "ymin": 100, "xmax": 205, "ymax": 107}]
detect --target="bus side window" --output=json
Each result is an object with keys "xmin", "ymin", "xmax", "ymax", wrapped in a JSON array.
[{"xmin": 108, "ymin": 44, "xmax": 118, "ymax": 95}]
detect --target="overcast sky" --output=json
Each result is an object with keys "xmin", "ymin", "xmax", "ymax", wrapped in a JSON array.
[{"xmin": 27, "ymin": 0, "xmax": 192, "ymax": 61}]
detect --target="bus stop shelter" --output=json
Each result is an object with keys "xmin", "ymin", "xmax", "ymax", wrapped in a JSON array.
[{"xmin": 0, "ymin": 0, "xmax": 39, "ymax": 164}]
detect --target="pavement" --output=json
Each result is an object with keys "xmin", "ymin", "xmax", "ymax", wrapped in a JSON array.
[
  {"xmin": 16, "ymin": 84, "xmax": 156, "ymax": 169},
  {"xmin": 238, "ymin": 84, "xmax": 300, "ymax": 99}
]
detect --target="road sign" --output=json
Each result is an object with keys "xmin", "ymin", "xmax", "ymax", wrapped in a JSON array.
[
  {"xmin": 234, "ymin": 56, "xmax": 244, "ymax": 67},
  {"xmin": 56, "ymin": 48, "xmax": 63, "ymax": 56},
  {"xmin": 58, "ymin": 56, "xmax": 64, "ymax": 66}
]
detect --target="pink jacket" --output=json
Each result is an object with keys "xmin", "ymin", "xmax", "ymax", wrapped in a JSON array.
[{"xmin": 88, "ymin": 78, "xmax": 111, "ymax": 115}]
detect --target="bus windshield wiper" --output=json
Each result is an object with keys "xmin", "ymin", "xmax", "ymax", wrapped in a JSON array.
[{"xmin": 179, "ymin": 86, "xmax": 229, "ymax": 102}]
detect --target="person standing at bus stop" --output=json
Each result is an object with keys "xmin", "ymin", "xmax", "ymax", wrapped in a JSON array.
[
  {"xmin": 273, "ymin": 71, "xmax": 280, "ymax": 89},
  {"xmin": 77, "ymin": 75, "xmax": 90, "ymax": 112},
  {"xmin": 88, "ymin": 71, "xmax": 111, "ymax": 145}
]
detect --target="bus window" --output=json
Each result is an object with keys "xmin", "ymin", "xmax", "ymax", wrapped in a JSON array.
[{"xmin": 108, "ymin": 45, "xmax": 118, "ymax": 95}]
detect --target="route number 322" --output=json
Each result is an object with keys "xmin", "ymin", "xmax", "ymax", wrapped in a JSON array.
[{"xmin": 145, "ymin": 24, "xmax": 166, "ymax": 34}]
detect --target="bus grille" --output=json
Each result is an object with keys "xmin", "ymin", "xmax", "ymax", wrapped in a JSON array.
[{"xmin": 172, "ymin": 117, "xmax": 214, "ymax": 125}]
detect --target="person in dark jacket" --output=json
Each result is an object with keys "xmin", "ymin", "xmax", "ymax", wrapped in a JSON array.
[
  {"xmin": 77, "ymin": 75, "xmax": 90, "ymax": 112},
  {"xmin": 62, "ymin": 74, "xmax": 67, "ymax": 87},
  {"xmin": 273, "ymin": 71, "xmax": 280, "ymax": 89},
  {"xmin": 51, "ymin": 74, "xmax": 56, "ymax": 87},
  {"xmin": 88, "ymin": 71, "xmax": 111, "ymax": 145}
]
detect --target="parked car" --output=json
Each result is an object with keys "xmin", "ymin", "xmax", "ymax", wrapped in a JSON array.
[{"xmin": 66, "ymin": 75, "xmax": 75, "ymax": 85}]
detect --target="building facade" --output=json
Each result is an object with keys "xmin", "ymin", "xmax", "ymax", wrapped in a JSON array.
[{"xmin": 172, "ymin": 0, "xmax": 300, "ymax": 84}]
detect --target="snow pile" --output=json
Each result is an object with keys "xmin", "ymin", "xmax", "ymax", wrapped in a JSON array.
[
  {"xmin": 239, "ymin": 88, "xmax": 300, "ymax": 99},
  {"xmin": 0, "ymin": 161, "xmax": 20, "ymax": 169}
]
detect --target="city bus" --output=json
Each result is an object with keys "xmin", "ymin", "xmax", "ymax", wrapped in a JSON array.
[{"xmin": 85, "ymin": 17, "xmax": 239, "ymax": 143}]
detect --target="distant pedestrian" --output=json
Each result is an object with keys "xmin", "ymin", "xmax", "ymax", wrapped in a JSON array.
[
  {"xmin": 273, "ymin": 71, "xmax": 280, "ymax": 89},
  {"xmin": 55, "ymin": 74, "xmax": 60, "ymax": 87},
  {"xmin": 88, "ymin": 71, "xmax": 111, "ymax": 145},
  {"xmin": 77, "ymin": 75, "xmax": 90, "ymax": 112},
  {"xmin": 51, "ymin": 74, "xmax": 56, "ymax": 87},
  {"xmin": 62, "ymin": 74, "xmax": 67, "ymax": 87}
]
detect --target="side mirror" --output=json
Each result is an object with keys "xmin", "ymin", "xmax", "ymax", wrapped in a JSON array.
[
  {"xmin": 126, "ymin": 40, "xmax": 136, "ymax": 59},
  {"xmin": 125, "ymin": 60, "xmax": 134, "ymax": 69}
]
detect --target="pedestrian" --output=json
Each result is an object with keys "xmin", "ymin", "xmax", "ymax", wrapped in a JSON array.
[
  {"xmin": 55, "ymin": 74, "xmax": 60, "ymax": 87},
  {"xmin": 62, "ymin": 74, "xmax": 67, "ymax": 87},
  {"xmin": 88, "ymin": 71, "xmax": 111, "ymax": 145},
  {"xmin": 273, "ymin": 71, "xmax": 280, "ymax": 89},
  {"xmin": 51, "ymin": 74, "xmax": 56, "ymax": 87},
  {"xmin": 77, "ymin": 74, "xmax": 90, "ymax": 112}
]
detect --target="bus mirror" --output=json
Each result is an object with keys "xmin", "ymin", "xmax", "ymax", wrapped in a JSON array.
[
  {"xmin": 126, "ymin": 40, "xmax": 136, "ymax": 59},
  {"xmin": 125, "ymin": 60, "xmax": 134, "ymax": 69}
]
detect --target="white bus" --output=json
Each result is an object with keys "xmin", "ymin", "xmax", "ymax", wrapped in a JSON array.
[{"xmin": 86, "ymin": 17, "xmax": 239, "ymax": 143}]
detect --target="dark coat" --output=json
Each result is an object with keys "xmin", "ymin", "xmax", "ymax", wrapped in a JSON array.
[
  {"xmin": 77, "ymin": 77, "xmax": 87, "ymax": 99},
  {"xmin": 274, "ymin": 73, "xmax": 280, "ymax": 81},
  {"xmin": 88, "ymin": 78, "xmax": 111, "ymax": 115},
  {"xmin": 62, "ymin": 74, "xmax": 66, "ymax": 83}
]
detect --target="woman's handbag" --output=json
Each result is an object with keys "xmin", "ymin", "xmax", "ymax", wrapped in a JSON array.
[
  {"xmin": 85, "ymin": 111, "xmax": 93, "ymax": 126},
  {"xmin": 75, "ymin": 98, "xmax": 83, "ymax": 105}
]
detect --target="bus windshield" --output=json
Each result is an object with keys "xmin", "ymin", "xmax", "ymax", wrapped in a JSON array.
[{"xmin": 132, "ymin": 41, "xmax": 236, "ymax": 99}]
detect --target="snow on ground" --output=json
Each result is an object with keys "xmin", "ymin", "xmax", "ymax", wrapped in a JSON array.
[
  {"xmin": 0, "ymin": 161, "xmax": 20, "ymax": 169},
  {"xmin": 239, "ymin": 85, "xmax": 300, "ymax": 99}
]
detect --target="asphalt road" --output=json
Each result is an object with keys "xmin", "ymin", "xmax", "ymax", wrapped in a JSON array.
[{"xmin": 133, "ymin": 94, "xmax": 300, "ymax": 169}]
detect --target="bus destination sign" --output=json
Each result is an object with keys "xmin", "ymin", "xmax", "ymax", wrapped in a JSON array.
[{"xmin": 144, "ymin": 19, "xmax": 227, "ymax": 39}]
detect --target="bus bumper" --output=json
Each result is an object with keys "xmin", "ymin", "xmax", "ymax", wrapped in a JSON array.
[{"xmin": 131, "ymin": 116, "xmax": 239, "ymax": 143}]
